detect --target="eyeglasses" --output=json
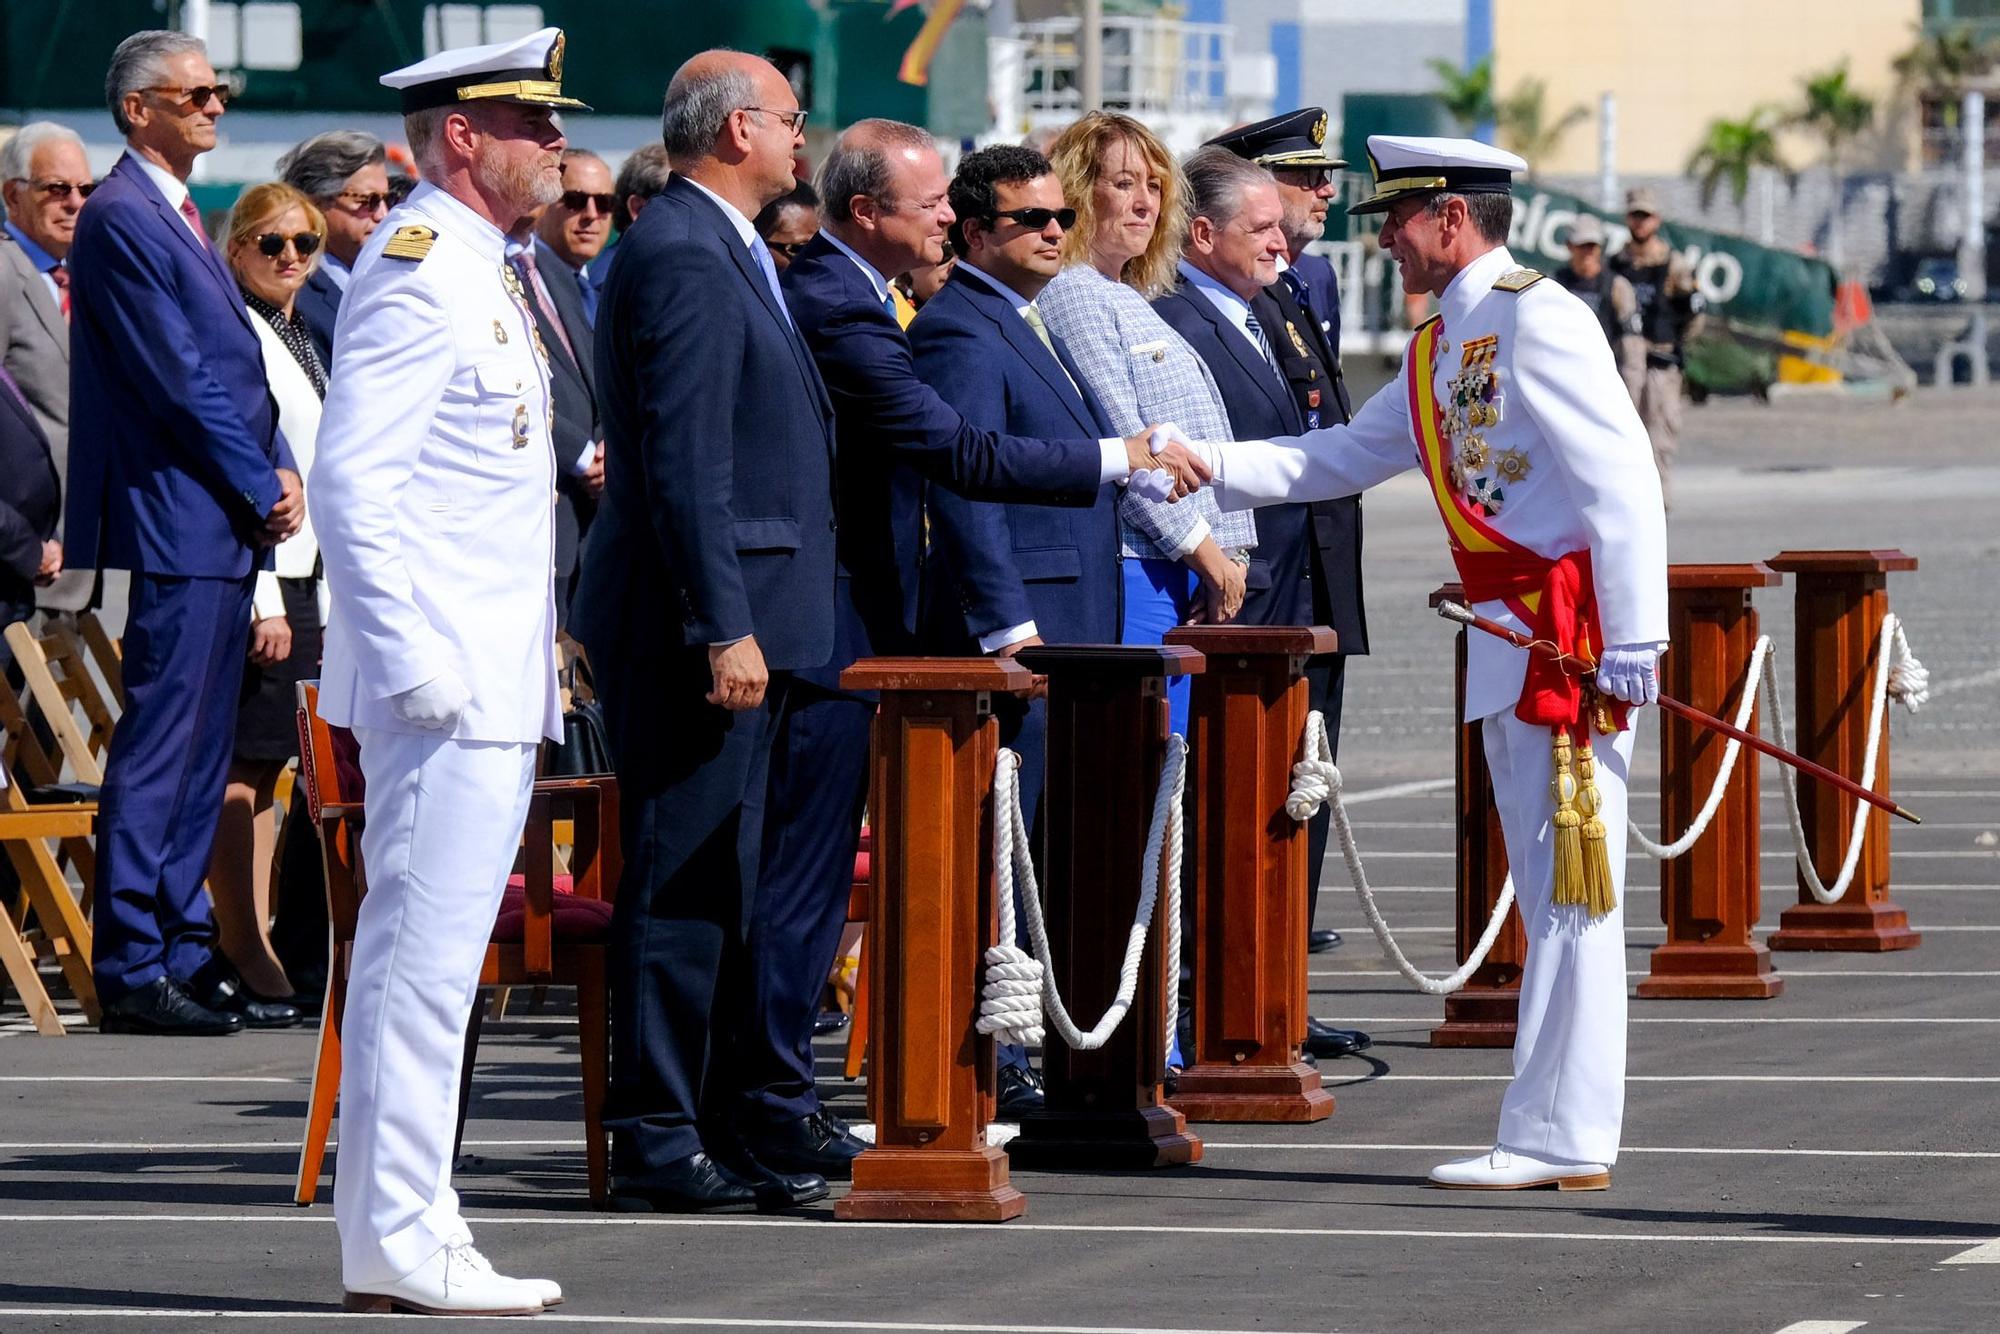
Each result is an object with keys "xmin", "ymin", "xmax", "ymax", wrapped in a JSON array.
[
  {"xmin": 141, "ymin": 83, "xmax": 232, "ymax": 110},
  {"xmin": 330, "ymin": 189, "xmax": 391, "ymax": 214},
  {"xmin": 255, "ymin": 231, "xmax": 321, "ymax": 258},
  {"xmin": 767, "ymin": 239, "xmax": 810, "ymax": 260},
  {"xmin": 986, "ymin": 206, "xmax": 1076, "ymax": 232},
  {"xmin": 742, "ymin": 106, "xmax": 809, "ymax": 135},
  {"xmin": 561, "ymin": 190, "xmax": 615, "ymax": 213},
  {"xmin": 11, "ymin": 178, "xmax": 95, "ymax": 201}
]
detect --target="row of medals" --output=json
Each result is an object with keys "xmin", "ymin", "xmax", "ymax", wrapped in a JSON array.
[
  {"xmin": 1443, "ymin": 335, "xmax": 1530, "ymax": 518},
  {"xmin": 498, "ymin": 261, "xmax": 555, "ymax": 451}
]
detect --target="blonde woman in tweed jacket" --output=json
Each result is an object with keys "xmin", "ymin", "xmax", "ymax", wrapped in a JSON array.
[{"xmin": 1037, "ymin": 111, "xmax": 1258, "ymax": 735}]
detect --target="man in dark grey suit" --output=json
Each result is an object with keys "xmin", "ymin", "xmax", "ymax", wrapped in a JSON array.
[
  {"xmin": 1, "ymin": 121, "xmax": 86, "ymax": 611},
  {"xmin": 276, "ymin": 130, "xmax": 390, "ymax": 367}
]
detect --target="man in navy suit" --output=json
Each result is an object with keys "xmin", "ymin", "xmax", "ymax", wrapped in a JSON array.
[
  {"xmin": 572, "ymin": 51, "xmax": 840, "ymax": 1214},
  {"xmin": 68, "ymin": 30, "xmax": 303, "ymax": 1035},
  {"xmin": 1155, "ymin": 146, "xmax": 1372, "ymax": 1062},
  {"xmin": 276, "ymin": 130, "xmax": 390, "ymax": 368},
  {"xmin": 1207, "ymin": 110, "xmax": 1371, "ymax": 971},
  {"xmin": 742, "ymin": 122, "xmax": 1198, "ymax": 1161}
]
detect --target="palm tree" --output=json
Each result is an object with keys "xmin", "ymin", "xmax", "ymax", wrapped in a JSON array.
[
  {"xmin": 1892, "ymin": 23, "xmax": 1997, "ymax": 127},
  {"xmin": 1790, "ymin": 63, "xmax": 1875, "ymax": 268},
  {"xmin": 1426, "ymin": 56, "xmax": 1495, "ymax": 135},
  {"xmin": 1496, "ymin": 78, "xmax": 1589, "ymax": 168},
  {"xmin": 1685, "ymin": 108, "xmax": 1796, "ymax": 229}
]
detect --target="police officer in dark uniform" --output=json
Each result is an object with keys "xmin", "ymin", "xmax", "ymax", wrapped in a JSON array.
[{"xmin": 1207, "ymin": 108, "xmax": 1370, "ymax": 1059}]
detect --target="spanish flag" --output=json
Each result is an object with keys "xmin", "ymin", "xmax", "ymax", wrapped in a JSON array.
[{"xmin": 895, "ymin": 0, "xmax": 966, "ymax": 87}]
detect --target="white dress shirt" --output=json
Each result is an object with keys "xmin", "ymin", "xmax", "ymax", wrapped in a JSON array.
[
  {"xmin": 1179, "ymin": 260, "xmax": 1281, "ymax": 376},
  {"xmin": 127, "ymin": 152, "xmax": 204, "ymax": 241}
]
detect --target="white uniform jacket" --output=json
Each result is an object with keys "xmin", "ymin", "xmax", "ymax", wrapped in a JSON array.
[
  {"xmin": 1210, "ymin": 246, "xmax": 1667, "ymax": 721},
  {"xmin": 310, "ymin": 181, "xmax": 563, "ymax": 745}
]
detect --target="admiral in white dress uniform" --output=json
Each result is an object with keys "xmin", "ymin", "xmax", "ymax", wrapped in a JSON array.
[
  {"xmin": 309, "ymin": 28, "xmax": 581, "ymax": 1315},
  {"xmin": 1192, "ymin": 136, "xmax": 1669, "ymax": 1191}
]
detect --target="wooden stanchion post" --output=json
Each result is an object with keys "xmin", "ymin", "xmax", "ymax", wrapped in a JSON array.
[
  {"xmin": 1161, "ymin": 626, "xmax": 1336, "ymax": 1124},
  {"xmin": 1007, "ymin": 645, "xmax": 1204, "ymax": 1170},
  {"xmin": 1765, "ymin": 550, "xmax": 1922, "ymax": 953},
  {"xmin": 1637, "ymin": 564, "xmax": 1785, "ymax": 999},
  {"xmin": 1427, "ymin": 585, "xmax": 1524, "ymax": 1048},
  {"xmin": 835, "ymin": 657, "xmax": 1032, "ymax": 1222}
]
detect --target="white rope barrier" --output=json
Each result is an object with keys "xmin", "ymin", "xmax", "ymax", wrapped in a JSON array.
[
  {"xmin": 984, "ymin": 738, "xmax": 1186, "ymax": 1052},
  {"xmin": 1289, "ymin": 711, "xmax": 1516, "ymax": 996},
  {"xmin": 1627, "ymin": 635, "xmax": 1773, "ymax": 860}
]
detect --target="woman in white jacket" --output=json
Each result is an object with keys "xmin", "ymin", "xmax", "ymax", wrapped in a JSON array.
[{"xmin": 207, "ymin": 181, "xmax": 329, "ymax": 1010}]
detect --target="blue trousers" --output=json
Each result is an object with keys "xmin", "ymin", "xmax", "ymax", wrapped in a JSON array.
[
  {"xmin": 718, "ymin": 680, "xmax": 873, "ymax": 1127},
  {"xmin": 92, "ymin": 572, "xmax": 255, "ymax": 1002},
  {"xmin": 1121, "ymin": 557, "xmax": 1200, "ymax": 736}
]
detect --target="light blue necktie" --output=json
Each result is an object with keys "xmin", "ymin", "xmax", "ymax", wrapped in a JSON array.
[{"xmin": 749, "ymin": 233, "xmax": 793, "ymax": 328}]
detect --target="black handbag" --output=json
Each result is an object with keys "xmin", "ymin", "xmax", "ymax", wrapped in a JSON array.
[{"xmin": 542, "ymin": 645, "xmax": 615, "ymax": 776}]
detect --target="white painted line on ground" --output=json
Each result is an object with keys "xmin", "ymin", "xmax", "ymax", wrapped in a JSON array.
[
  {"xmin": 1941, "ymin": 1238, "xmax": 2000, "ymax": 1263},
  {"xmin": 0, "ymin": 1075, "xmax": 298, "ymax": 1084},
  {"xmin": 1290, "ymin": 1016, "xmax": 2000, "ymax": 1027},
  {"xmin": 0, "ymin": 1216, "xmax": 1981, "ymax": 1249},
  {"xmin": 1769, "ymin": 1322, "xmax": 1867, "ymax": 1334},
  {"xmin": 1338, "ymin": 778, "xmax": 1454, "ymax": 804},
  {"xmin": 1324, "ymin": 1074, "xmax": 2000, "ymax": 1083},
  {"xmin": 0, "ymin": 1313, "xmax": 1330, "ymax": 1334},
  {"xmin": 1198, "ymin": 1143, "xmax": 2000, "ymax": 1160}
]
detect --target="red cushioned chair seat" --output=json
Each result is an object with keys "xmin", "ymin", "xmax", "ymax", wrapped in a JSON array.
[{"xmin": 492, "ymin": 875, "xmax": 614, "ymax": 942}]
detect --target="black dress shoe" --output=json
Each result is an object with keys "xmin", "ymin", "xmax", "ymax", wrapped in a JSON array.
[
  {"xmin": 996, "ymin": 1064, "xmax": 1045, "ymax": 1120},
  {"xmin": 99, "ymin": 977, "xmax": 242, "ymax": 1036},
  {"xmin": 812, "ymin": 1010, "xmax": 851, "ymax": 1036},
  {"xmin": 609, "ymin": 1152, "xmax": 759, "ymax": 1213},
  {"xmin": 1308, "ymin": 929, "xmax": 1343, "ymax": 954},
  {"xmin": 741, "ymin": 1108, "xmax": 864, "ymax": 1180},
  {"xmin": 1303, "ymin": 1017, "xmax": 1372, "ymax": 1059},
  {"xmin": 191, "ymin": 971, "xmax": 303, "ymax": 1029}
]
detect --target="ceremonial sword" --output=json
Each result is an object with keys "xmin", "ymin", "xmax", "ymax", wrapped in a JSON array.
[{"xmin": 1435, "ymin": 599, "xmax": 1921, "ymax": 826}]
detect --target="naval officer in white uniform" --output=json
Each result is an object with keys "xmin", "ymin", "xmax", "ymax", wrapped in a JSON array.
[
  {"xmin": 1185, "ymin": 136, "xmax": 1668, "ymax": 1191},
  {"xmin": 309, "ymin": 28, "xmax": 581, "ymax": 1314}
]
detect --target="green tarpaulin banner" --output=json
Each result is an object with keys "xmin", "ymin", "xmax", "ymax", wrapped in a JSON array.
[{"xmin": 1505, "ymin": 184, "xmax": 1838, "ymax": 338}]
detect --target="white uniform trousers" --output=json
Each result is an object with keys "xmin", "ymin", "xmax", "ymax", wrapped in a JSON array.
[
  {"xmin": 1483, "ymin": 709, "xmax": 1635, "ymax": 1166},
  {"xmin": 335, "ymin": 726, "xmax": 537, "ymax": 1287}
]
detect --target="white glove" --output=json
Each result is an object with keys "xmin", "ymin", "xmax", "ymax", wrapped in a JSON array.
[
  {"xmin": 1127, "ymin": 467, "xmax": 1177, "ymax": 503},
  {"xmin": 390, "ymin": 671, "xmax": 472, "ymax": 732},
  {"xmin": 1595, "ymin": 644, "xmax": 1661, "ymax": 707}
]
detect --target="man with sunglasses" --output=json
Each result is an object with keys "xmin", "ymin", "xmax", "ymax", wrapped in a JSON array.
[
  {"xmin": 277, "ymin": 130, "xmax": 390, "ymax": 367},
  {"xmin": 0, "ymin": 121, "xmax": 92, "ymax": 613},
  {"xmin": 533, "ymin": 148, "xmax": 615, "ymax": 325},
  {"xmin": 68, "ymin": 30, "xmax": 305, "ymax": 1041}
]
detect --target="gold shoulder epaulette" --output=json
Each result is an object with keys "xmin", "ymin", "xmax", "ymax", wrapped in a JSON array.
[
  {"xmin": 381, "ymin": 224, "xmax": 437, "ymax": 261},
  {"xmin": 1492, "ymin": 267, "xmax": 1545, "ymax": 293}
]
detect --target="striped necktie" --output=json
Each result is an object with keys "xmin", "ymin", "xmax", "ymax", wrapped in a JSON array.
[{"xmin": 1243, "ymin": 309, "xmax": 1279, "ymax": 371}]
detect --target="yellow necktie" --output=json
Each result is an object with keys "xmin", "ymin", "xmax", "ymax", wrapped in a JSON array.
[{"xmin": 890, "ymin": 284, "xmax": 917, "ymax": 329}]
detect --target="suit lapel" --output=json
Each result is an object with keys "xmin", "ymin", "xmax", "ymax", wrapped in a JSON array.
[
  {"xmin": 1180, "ymin": 285, "xmax": 1291, "ymax": 425},
  {"xmin": 3, "ymin": 241, "xmax": 67, "ymax": 357},
  {"xmin": 954, "ymin": 273, "xmax": 1100, "ymax": 436},
  {"xmin": 119, "ymin": 158, "xmax": 253, "ymax": 331},
  {"xmin": 677, "ymin": 180, "xmax": 828, "ymax": 422}
]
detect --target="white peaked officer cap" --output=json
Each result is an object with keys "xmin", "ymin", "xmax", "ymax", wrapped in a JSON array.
[
  {"xmin": 1348, "ymin": 135, "xmax": 1527, "ymax": 216},
  {"xmin": 380, "ymin": 25, "xmax": 590, "ymax": 114}
]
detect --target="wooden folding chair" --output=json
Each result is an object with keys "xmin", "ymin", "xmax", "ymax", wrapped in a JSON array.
[
  {"xmin": 843, "ymin": 829, "xmax": 872, "ymax": 1080},
  {"xmin": 292, "ymin": 681, "xmax": 621, "ymax": 1208},
  {"xmin": 75, "ymin": 611, "xmax": 125, "ymax": 709},
  {"xmin": 0, "ymin": 678, "xmax": 100, "ymax": 1034},
  {"xmin": 5, "ymin": 621, "xmax": 117, "ymax": 783}
]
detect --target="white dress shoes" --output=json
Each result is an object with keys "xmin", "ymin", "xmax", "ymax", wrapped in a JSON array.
[
  {"xmin": 455, "ymin": 1236, "xmax": 563, "ymax": 1307},
  {"xmin": 343, "ymin": 1239, "xmax": 548, "ymax": 1316},
  {"xmin": 1428, "ymin": 1146, "xmax": 1611, "ymax": 1191}
]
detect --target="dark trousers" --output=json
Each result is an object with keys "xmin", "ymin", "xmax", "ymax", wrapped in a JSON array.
[
  {"xmin": 715, "ymin": 680, "xmax": 872, "ymax": 1128},
  {"xmin": 91, "ymin": 572, "xmax": 255, "ymax": 1002},
  {"xmin": 1303, "ymin": 654, "xmax": 1347, "ymax": 932},
  {"xmin": 602, "ymin": 657, "xmax": 789, "ymax": 1178}
]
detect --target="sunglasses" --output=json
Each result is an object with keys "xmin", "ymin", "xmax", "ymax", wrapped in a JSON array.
[
  {"xmin": 12, "ymin": 178, "xmax": 94, "ymax": 201},
  {"xmin": 255, "ymin": 231, "xmax": 321, "ymax": 258},
  {"xmin": 767, "ymin": 239, "xmax": 810, "ymax": 260},
  {"xmin": 986, "ymin": 206, "xmax": 1076, "ymax": 231},
  {"xmin": 1274, "ymin": 167, "xmax": 1336, "ymax": 189},
  {"xmin": 561, "ymin": 190, "xmax": 615, "ymax": 213},
  {"xmin": 331, "ymin": 189, "xmax": 391, "ymax": 213},
  {"xmin": 142, "ymin": 83, "xmax": 232, "ymax": 110}
]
